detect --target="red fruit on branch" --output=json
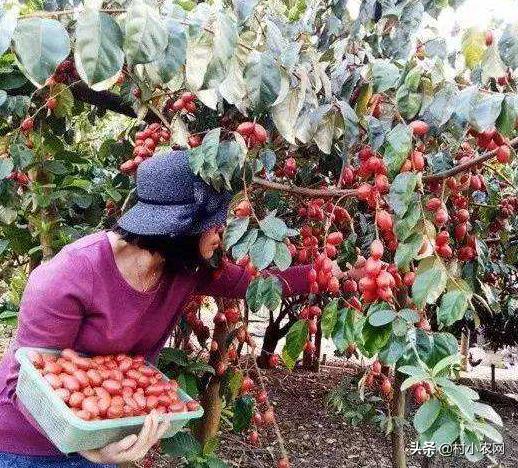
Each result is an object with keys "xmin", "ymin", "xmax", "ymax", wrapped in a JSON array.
[
  {"xmin": 257, "ymin": 390, "xmax": 268, "ymax": 404},
  {"xmin": 188, "ymin": 135, "xmax": 202, "ymax": 148},
  {"xmin": 132, "ymin": 87, "xmax": 141, "ymax": 98},
  {"xmin": 308, "ymin": 319, "xmax": 317, "ymax": 335},
  {"xmin": 263, "ymin": 408, "xmax": 275, "ymax": 425},
  {"xmin": 284, "ymin": 157, "xmax": 297, "ymax": 178},
  {"xmin": 370, "ymin": 239, "xmax": 384, "ymax": 260},
  {"xmin": 224, "ymin": 307, "xmax": 240, "ymax": 324},
  {"xmin": 371, "ymin": 360, "xmax": 382, "ymax": 375},
  {"xmin": 496, "ymin": 145, "xmax": 511, "ymax": 164},
  {"xmin": 241, "ymin": 376, "xmax": 255, "ymax": 393},
  {"xmin": 21, "ymin": 117, "xmax": 34, "ymax": 132},
  {"xmin": 455, "ymin": 209, "xmax": 470, "ymax": 223},
  {"xmin": 304, "ymin": 341, "xmax": 316, "ymax": 353},
  {"xmin": 235, "ymin": 200, "xmax": 252, "ymax": 218},
  {"xmin": 120, "ymin": 160, "xmax": 137, "ymax": 174},
  {"xmin": 253, "ymin": 412, "xmax": 263, "ymax": 426},
  {"xmin": 434, "ymin": 208, "xmax": 449, "ymax": 226},
  {"xmin": 376, "ymin": 210, "xmax": 393, "ymax": 232},
  {"xmin": 436, "ymin": 230, "xmax": 450, "ymax": 246},
  {"xmin": 327, "ymin": 231, "xmax": 344, "ymax": 246},
  {"xmin": 437, "ymin": 244, "xmax": 453, "ymax": 258},
  {"xmin": 277, "ymin": 458, "xmax": 290, "ymax": 468},
  {"xmin": 403, "ymin": 272, "xmax": 416, "ymax": 287},
  {"xmin": 454, "ymin": 223, "xmax": 468, "ymax": 241},
  {"xmin": 425, "ymin": 198, "xmax": 442, "ymax": 211},
  {"xmin": 485, "ymin": 30, "xmax": 494, "ymax": 46},
  {"xmin": 46, "ymin": 97, "xmax": 58, "ymax": 110},
  {"xmin": 413, "ymin": 385, "xmax": 430, "ymax": 405},
  {"xmin": 343, "ymin": 279, "xmax": 358, "ymax": 293},
  {"xmin": 213, "ymin": 312, "xmax": 227, "ymax": 324},
  {"xmin": 375, "ymin": 174, "xmax": 390, "ymax": 193},
  {"xmin": 411, "ymin": 150, "xmax": 425, "ymax": 171},
  {"xmin": 216, "ymin": 362, "xmax": 228, "ymax": 376},
  {"xmin": 380, "ymin": 377, "xmax": 392, "ymax": 397},
  {"xmin": 409, "ymin": 120, "xmax": 429, "ymax": 136},
  {"xmin": 248, "ymin": 431, "xmax": 259, "ymax": 446}
]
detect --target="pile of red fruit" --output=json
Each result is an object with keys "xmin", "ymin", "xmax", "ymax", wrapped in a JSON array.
[
  {"xmin": 120, "ymin": 123, "xmax": 170, "ymax": 174},
  {"xmin": 236, "ymin": 122, "xmax": 268, "ymax": 148},
  {"xmin": 30, "ymin": 349, "xmax": 200, "ymax": 421}
]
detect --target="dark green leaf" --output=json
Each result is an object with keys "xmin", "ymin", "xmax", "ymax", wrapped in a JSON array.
[
  {"xmin": 321, "ymin": 300, "xmax": 338, "ymax": 339},
  {"xmin": 75, "ymin": 10, "xmax": 124, "ymax": 89},
  {"xmin": 223, "ymin": 217, "xmax": 249, "ymax": 250},
  {"xmin": 245, "ymin": 276, "xmax": 282, "ymax": 312},
  {"xmin": 394, "ymin": 232, "xmax": 423, "ymax": 270},
  {"xmin": 177, "ymin": 373, "xmax": 199, "ymax": 398},
  {"xmin": 437, "ymin": 290, "xmax": 469, "ymax": 328},
  {"xmin": 469, "ymin": 92, "xmax": 504, "ymax": 133},
  {"xmin": 378, "ymin": 337, "xmax": 406, "ymax": 364},
  {"xmin": 282, "ymin": 320, "xmax": 308, "ymax": 369},
  {"xmin": 149, "ymin": 20, "xmax": 187, "ymax": 83},
  {"xmin": 441, "ymin": 385, "xmax": 475, "ymax": 420},
  {"xmin": 13, "ymin": 18, "xmax": 70, "ymax": 85},
  {"xmin": 388, "ymin": 172, "xmax": 419, "ymax": 217},
  {"xmin": 161, "ymin": 431, "xmax": 201, "ymax": 458},
  {"xmin": 245, "ymin": 51, "xmax": 281, "ymax": 111},
  {"xmin": 496, "ymin": 95, "xmax": 518, "ymax": 137},
  {"xmin": 400, "ymin": 309, "xmax": 420, "ymax": 323},
  {"xmin": 412, "ymin": 258, "xmax": 447, "ymax": 307},
  {"xmin": 259, "ymin": 214, "xmax": 288, "ymax": 241},
  {"xmin": 372, "ymin": 60, "xmax": 400, "ymax": 92},
  {"xmin": 394, "ymin": 200, "xmax": 421, "ymax": 242},
  {"xmin": 0, "ymin": 6, "xmax": 18, "ymax": 56},
  {"xmin": 383, "ymin": 123, "xmax": 412, "ymax": 179},
  {"xmin": 361, "ymin": 322, "xmax": 392, "ymax": 357},
  {"xmin": 368, "ymin": 308, "xmax": 396, "ymax": 327},
  {"xmin": 498, "ymin": 23, "xmax": 518, "ymax": 69},
  {"xmin": 396, "ymin": 85, "xmax": 422, "ymax": 120},
  {"xmin": 249, "ymin": 235, "xmax": 276, "ymax": 270},
  {"xmin": 232, "ymin": 228, "xmax": 258, "ymax": 260},
  {"xmin": 233, "ymin": 395, "xmax": 254, "ymax": 432}
]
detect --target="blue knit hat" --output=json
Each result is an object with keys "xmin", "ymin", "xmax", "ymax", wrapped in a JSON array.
[{"xmin": 118, "ymin": 150, "xmax": 232, "ymax": 237}]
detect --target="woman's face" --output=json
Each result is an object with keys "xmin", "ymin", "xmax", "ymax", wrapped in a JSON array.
[{"xmin": 199, "ymin": 225, "xmax": 223, "ymax": 260}]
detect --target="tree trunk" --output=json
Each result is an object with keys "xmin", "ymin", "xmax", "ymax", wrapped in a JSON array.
[
  {"xmin": 390, "ymin": 372, "xmax": 407, "ymax": 468},
  {"xmin": 460, "ymin": 331, "xmax": 469, "ymax": 371},
  {"xmin": 258, "ymin": 321, "xmax": 280, "ymax": 368},
  {"xmin": 312, "ymin": 320, "xmax": 323, "ymax": 372}
]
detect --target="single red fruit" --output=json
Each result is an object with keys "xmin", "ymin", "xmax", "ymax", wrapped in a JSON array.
[
  {"xmin": 372, "ymin": 361, "xmax": 382, "ymax": 375},
  {"xmin": 241, "ymin": 376, "xmax": 255, "ymax": 393},
  {"xmin": 277, "ymin": 458, "xmax": 290, "ymax": 468},
  {"xmin": 327, "ymin": 231, "xmax": 344, "ymax": 246},
  {"xmin": 236, "ymin": 121, "xmax": 255, "ymax": 136},
  {"xmin": 436, "ymin": 230, "xmax": 450, "ymax": 246},
  {"xmin": 268, "ymin": 354, "xmax": 279, "ymax": 368},
  {"xmin": 46, "ymin": 97, "xmax": 58, "ymax": 110},
  {"xmin": 376, "ymin": 210, "xmax": 393, "ymax": 232},
  {"xmin": 263, "ymin": 408, "xmax": 275, "ymax": 425},
  {"xmin": 496, "ymin": 145, "xmax": 511, "ymax": 164},
  {"xmin": 434, "ymin": 208, "xmax": 449, "ymax": 226},
  {"xmin": 380, "ymin": 378, "xmax": 392, "ymax": 396},
  {"xmin": 248, "ymin": 431, "xmax": 259, "ymax": 445},
  {"xmin": 403, "ymin": 272, "xmax": 416, "ymax": 287},
  {"xmin": 409, "ymin": 120, "xmax": 429, "ymax": 136},
  {"xmin": 343, "ymin": 279, "xmax": 358, "ymax": 293},
  {"xmin": 21, "ymin": 117, "xmax": 34, "ymax": 132},
  {"xmin": 413, "ymin": 385, "xmax": 430, "ymax": 405},
  {"xmin": 370, "ymin": 239, "xmax": 384, "ymax": 260},
  {"xmin": 411, "ymin": 150, "xmax": 425, "ymax": 171},
  {"xmin": 425, "ymin": 198, "xmax": 442, "ymax": 211},
  {"xmin": 188, "ymin": 135, "xmax": 202, "ymax": 148},
  {"xmin": 235, "ymin": 200, "xmax": 252, "ymax": 218},
  {"xmin": 485, "ymin": 30, "xmax": 494, "ymax": 47},
  {"xmin": 257, "ymin": 390, "xmax": 268, "ymax": 404}
]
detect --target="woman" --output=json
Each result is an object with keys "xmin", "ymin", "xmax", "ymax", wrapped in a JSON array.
[{"xmin": 0, "ymin": 150, "xmax": 311, "ymax": 466}]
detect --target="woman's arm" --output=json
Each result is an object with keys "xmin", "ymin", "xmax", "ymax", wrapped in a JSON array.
[{"xmin": 196, "ymin": 261, "xmax": 311, "ymax": 298}]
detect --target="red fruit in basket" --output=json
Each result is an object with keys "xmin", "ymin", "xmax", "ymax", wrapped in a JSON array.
[
  {"xmin": 137, "ymin": 375, "xmax": 150, "ymax": 387},
  {"xmin": 123, "ymin": 394, "xmax": 138, "ymax": 410},
  {"xmin": 134, "ymin": 393, "xmax": 147, "ymax": 410},
  {"xmin": 145, "ymin": 384, "xmax": 163, "ymax": 396},
  {"xmin": 43, "ymin": 362, "xmax": 63, "ymax": 375},
  {"xmin": 55, "ymin": 388, "xmax": 71, "ymax": 403},
  {"xmin": 86, "ymin": 369, "xmax": 102, "ymax": 386},
  {"xmin": 82, "ymin": 396, "xmax": 100, "ymax": 418},
  {"xmin": 102, "ymin": 379, "xmax": 122, "ymax": 395},
  {"xmin": 62, "ymin": 349, "xmax": 79, "ymax": 361},
  {"xmin": 94, "ymin": 387, "xmax": 111, "ymax": 400},
  {"xmin": 122, "ymin": 378, "xmax": 138, "ymax": 389},
  {"xmin": 109, "ymin": 369, "xmax": 124, "ymax": 382},
  {"xmin": 111, "ymin": 395, "xmax": 124, "ymax": 407},
  {"xmin": 29, "ymin": 351, "xmax": 44, "ymax": 369},
  {"xmin": 97, "ymin": 396, "xmax": 110, "ymax": 416},
  {"xmin": 62, "ymin": 375, "xmax": 81, "ymax": 392},
  {"xmin": 107, "ymin": 405, "xmax": 124, "ymax": 419},
  {"xmin": 147, "ymin": 395, "xmax": 159, "ymax": 410},
  {"xmin": 139, "ymin": 366, "xmax": 155, "ymax": 377},
  {"xmin": 61, "ymin": 360, "xmax": 77, "ymax": 374},
  {"xmin": 169, "ymin": 401, "xmax": 187, "ymax": 413},
  {"xmin": 118, "ymin": 359, "xmax": 132, "ymax": 373},
  {"xmin": 69, "ymin": 392, "xmax": 84, "ymax": 408},
  {"xmin": 74, "ymin": 357, "xmax": 92, "ymax": 370},
  {"xmin": 83, "ymin": 387, "xmax": 95, "ymax": 397},
  {"xmin": 73, "ymin": 370, "xmax": 90, "ymax": 388},
  {"xmin": 186, "ymin": 400, "xmax": 200, "ymax": 411}
]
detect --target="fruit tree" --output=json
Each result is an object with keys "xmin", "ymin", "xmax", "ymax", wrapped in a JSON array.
[{"xmin": 0, "ymin": 0, "xmax": 517, "ymax": 466}]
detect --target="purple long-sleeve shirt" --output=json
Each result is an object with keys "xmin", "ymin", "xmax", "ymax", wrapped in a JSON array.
[{"xmin": 0, "ymin": 231, "xmax": 309, "ymax": 456}]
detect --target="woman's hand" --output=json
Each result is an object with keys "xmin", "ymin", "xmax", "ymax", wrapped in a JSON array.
[{"xmin": 80, "ymin": 411, "xmax": 170, "ymax": 464}]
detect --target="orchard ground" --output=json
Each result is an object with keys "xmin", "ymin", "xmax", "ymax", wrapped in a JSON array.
[{"xmin": 134, "ymin": 363, "xmax": 518, "ymax": 468}]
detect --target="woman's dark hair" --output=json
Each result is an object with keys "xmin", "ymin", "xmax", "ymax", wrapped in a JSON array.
[{"xmin": 112, "ymin": 224, "xmax": 207, "ymax": 274}]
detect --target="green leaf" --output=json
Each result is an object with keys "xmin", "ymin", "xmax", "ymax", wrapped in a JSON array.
[
  {"xmin": 159, "ymin": 347, "xmax": 189, "ymax": 367},
  {"xmin": 321, "ymin": 300, "xmax": 338, "ymax": 339},
  {"xmin": 186, "ymin": 32, "xmax": 213, "ymax": 91},
  {"xmin": 469, "ymin": 92, "xmax": 504, "ymax": 133},
  {"xmin": 75, "ymin": 10, "xmax": 124, "ymax": 90},
  {"xmin": 432, "ymin": 354, "xmax": 460, "ymax": 376},
  {"xmin": 0, "ymin": 206, "xmax": 17, "ymax": 225},
  {"xmin": 394, "ymin": 201, "xmax": 421, "ymax": 242},
  {"xmin": 52, "ymin": 83, "xmax": 74, "ymax": 118},
  {"xmin": 382, "ymin": 123, "xmax": 412, "ymax": 179},
  {"xmin": 0, "ymin": 5, "xmax": 18, "ymax": 57},
  {"xmin": 336, "ymin": 100, "xmax": 360, "ymax": 147},
  {"xmin": 0, "ymin": 239, "xmax": 8, "ymax": 256},
  {"xmin": 226, "ymin": 369, "xmax": 243, "ymax": 401},
  {"xmin": 161, "ymin": 431, "xmax": 201, "ymax": 458},
  {"xmin": 437, "ymin": 290, "xmax": 469, "ymax": 328},
  {"xmin": 177, "ymin": 373, "xmax": 199, "ymax": 398},
  {"xmin": 396, "ymin": 85, "xmax": 422, "ymax": 120},
  {"xmin": 232, "ymin": 228, "xmax": 258, "ymax": 260},
  {"xmin": 473, "ymin": 402, "xmax": 503, "ymax": 426},
  {"xmin": 441, "ymin": 385, "xmax": 476, "ymax": 420},
  {"xmin": 426, "ymin": 332, "xmax": 459, "ymax": 368},
  {"xmin": 498, "ymin": 23, "xmax": 518, "ymax": 69},
  {"xmin": 12, "ymin": 18, "xmax": 70, "ymax": 86},
  {"xmin": 400, "ymin": 308, "xmax": 419, "ymax": 323},
  {"xmin": 233, "ymin": 395, "xmax": 255, "ymax": 432},
  {"xmin": 361, "ymin": 321, "xmax": 392, "ymax": 357},
  {"xmin": 462, "ymin": 28, "xmax": 485, "ymax": 69},
  {"xmin": 148, "ymin": 20, "xmax": 187, "ymax": 83},
  {"xmin": 496, "ymin": 95, "xmax": 518, "ymax": 137},
  {"xmin": 188, "ymin": 128, "xmax": 221, "ymax": 189},
  {"xmin": 282, "ymin": 320, "xmax": 308, "ymax": 369},
  {"xmin": 481, "ymin": 45, "xmax": 506, "ymax": 84},
  {"xmin": 249, "ymin": 235, "xmax": 276, "ymax": 270},
  {"xmin": 0, "ymin": 158, "xmax": 13, "ymax": 180},
  {"xmin": 245, "ymin": 276, "xmax": 282, "ymax": 312},
  {"xmin": 10, "ymin": 144, "xmax": 34, "ymax": 169},
  {"xmin": 372, "ymin": 60, "xmax": 400, "ymax": 93},
  {"xmin": 398, "ymin": 365, "xmax": 428, "ymax": 378},
  {"xmin": 378, "ymin": 338, "xmax": 406, "ymax": 365},
  {"xmin": 414, "ymin": 398, "xmax": 441, "ymax": 433},
  {"xmin": 124, "ymin": 0, "xmax": 168, "ymax": 65},
  {"xmin": 259, "ymin": 214, "xmax": 288, "ymax": 241},
  {"xmin": 332, "ymin": 308, "xmax": 364, "ymax": 352},
  {"xmin": 245, "ymin": 51, "xmax": 281, "ymax": 111},
  {"xmin": 388, "ymin": 172, "xmax": 419, "ymax": 217},
  {"xmin": 223, "ymin": 217, "xmax": 249, "ymax": 250},
  {"xmin": 394, "ymin": 232, "xmax": 423, "ymax": 270},
  {"xmin": 273, "ymin": 242, "xmax": 291, "ymax": 271},
  {"xmin": 203, "ymin": 436, "xmax": 219, "ymax": 456},
  {"xmin": 412, "ymin": 258, "xmax": 447, "ymax": 308},
  {"xmin": 431, "ymin": 420, "xmax": 460, "ymax": 447},
  {"xmin": 368, "ymin": 309, "xmax": 396, "ymax": 327}
]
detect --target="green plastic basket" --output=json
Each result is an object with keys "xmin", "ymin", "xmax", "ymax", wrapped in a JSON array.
[{"xmin": 15, "ymin": 347, "xmax": 203, "ymax": 454}]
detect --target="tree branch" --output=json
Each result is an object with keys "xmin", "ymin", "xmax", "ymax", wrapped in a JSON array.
[{"xmin": 70, "ymin": 83, "xmax": 138, "ymax": 118}]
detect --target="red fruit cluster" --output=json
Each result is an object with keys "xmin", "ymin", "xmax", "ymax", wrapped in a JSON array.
[
  {"xmin": 120, "ymin": 123, "xmax": 170, "ymax": 174},
  {"xmin": 20, "ymin": 117, "xmax": 34, "ymax": 133},
  {"xmin": 412, "ymin": 381, "xmax": 434, "ymax": 405},
  {"xmin": 364, "ymin": 360, "xmax": 392, "ymax": 399},
  {"xmin": 165, "ymin": 92, "xmax": 197, "ymax": 114},
  {"xmin": 30, "ymin": 349, "xmax": 199, "ymax": 421},
  {"xmin": 307, "ymin": 253, "xmax": 340, "ymax": 294},
  {"xmin": 354, "ymin": 242, "xmax": 402, "ymax": 304},
  {"xmin": 47, "ymin": 59, "xmax": 80, "ymax": 85},
  {"xmin": 490, "ymin": 196, "xmax": 518, "ymax": 232},
  {"xmin": 7, "ymin": 171, "xmax": 30, "ymax": 186},
  {"xmin": 425, "ymin": 197, "xmax": 449, "ymax": 227},
  {"xmin": 187, "ymin": 134, "xmax": 202, "ymax": 148},
  {"xmin": 470, "ymin": 128, "xmax": 511, "ymax": 163},
  {"xmin": 236, "ymin": 122, "xmax": 268, "ymax": 148},
  {"xmin": 298, "ymin": 198, "xmax": 351, "ymax": 226}
]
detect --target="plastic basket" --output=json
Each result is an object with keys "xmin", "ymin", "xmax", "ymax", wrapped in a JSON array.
[{"xmin": 15, "ymin": 347, "xmax": 204, "ymax": 454}]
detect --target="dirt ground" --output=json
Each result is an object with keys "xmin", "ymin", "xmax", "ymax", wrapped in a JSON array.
[{"xmin": 142, "ymin": 363, "xmax": 518, "ymax": 468}]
